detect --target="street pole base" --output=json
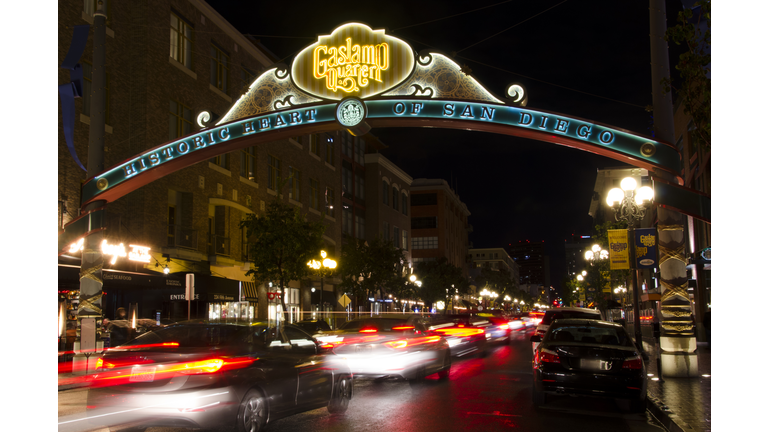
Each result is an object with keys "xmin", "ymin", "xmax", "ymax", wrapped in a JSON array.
[{"xmin": 660, "ymin": 352, "xmax": 699, "ymax": 377}]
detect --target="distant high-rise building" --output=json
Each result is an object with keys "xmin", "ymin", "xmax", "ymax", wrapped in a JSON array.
[
  {"xmin": 506, "ymin": 240, "xmax": 549, "ymax": 287},
  {"xmin": 564, "ymin": 235, "xmax": 595, "ymax": 279}
]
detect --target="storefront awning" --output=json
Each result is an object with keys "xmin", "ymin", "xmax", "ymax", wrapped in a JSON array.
[{"xmin": 242, "ymin": 281, "xmax": 258, "ymax": 302}]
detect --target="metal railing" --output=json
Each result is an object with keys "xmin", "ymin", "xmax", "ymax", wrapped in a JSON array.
[{"xmin": 167, "ymin": 225, "xmax": 197, "ymax": 250}]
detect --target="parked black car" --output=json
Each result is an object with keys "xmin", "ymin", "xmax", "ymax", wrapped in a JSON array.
[
  {"xmin": 530, "ymin": 318, "xmax": 647, "ymax": 412},
  {"xmin": 85, "ymin": 321, "xmax": 352, "ymax": 432}
]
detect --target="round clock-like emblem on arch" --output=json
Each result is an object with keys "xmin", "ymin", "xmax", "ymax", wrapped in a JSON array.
[{"xmin": 336, "ymin": 98, "xmax": 366, "ymax": 128}]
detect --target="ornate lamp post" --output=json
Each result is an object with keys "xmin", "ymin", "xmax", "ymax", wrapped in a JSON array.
[
  {"xmin": 307, "ymin": 250, "xmax": 337, "ymax": 319},
  {"xmin": 584, "ymin": 245, "xmax": 609, "ymax": 307},
  {"xmin": 607, "ymin": 177, "xmax": 654, "ymax": 353}
]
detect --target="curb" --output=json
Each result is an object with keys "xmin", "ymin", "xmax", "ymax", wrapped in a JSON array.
[{"xmin": 647, "ymin": 393, "xmax": 695, "ymax": 432}]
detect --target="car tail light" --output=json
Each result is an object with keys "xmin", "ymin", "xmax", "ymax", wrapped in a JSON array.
[
  {"xmin": 359, "ymin": 328, "xmax": 378, "ymax": 333},
  {"xmin": 95, "ymin": 358, "xmax": 103, "ymax": 369},
  {"xmin": 499, "ymin": 324, "xmax": 509, "ymax": 330},
  {"xmin": 622, "ymin": 355, "xmax": 643, "ymax": 370},
  {"xmin": 536, "ymin": 348, "xmax": 560, "ymax": 364},
  {"xmin": 392, "ymin": 326, "xmax": 414, "ymax": 331},
  {"xmin": 179, "ymin": 359, "xmax": 225, "ymax": 374}
]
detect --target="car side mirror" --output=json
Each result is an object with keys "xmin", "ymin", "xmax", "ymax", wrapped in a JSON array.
[{"xmin": 530, "ymin": 335, "xmax": 542, "ymax": 343}]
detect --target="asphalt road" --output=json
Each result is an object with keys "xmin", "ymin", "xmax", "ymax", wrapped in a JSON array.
[{"xmin": 57, "ymin": 330, "xmax": 666, "ymax": 432}]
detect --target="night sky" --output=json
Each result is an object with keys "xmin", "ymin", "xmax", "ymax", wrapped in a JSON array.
[{"xmin": 206, "ymin": 0, "xmax": 688, "ymax": 294}]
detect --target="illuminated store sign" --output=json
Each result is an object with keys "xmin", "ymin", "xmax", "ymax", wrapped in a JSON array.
[
  {"xmin": 291, "ymin": 23, "xmax": 414, "ymax": 100},
  {"xmin": 67, "ymin": 238, "xmax": 151, "ymax": 265}
]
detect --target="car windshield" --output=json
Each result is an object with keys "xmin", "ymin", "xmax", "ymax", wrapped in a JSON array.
[
  {"xmin": 546, "ymin": 325, "xmax": 632, "ymax": 346},
  {"xmin": 338, "ymin": 319, "xmax": 408, "ymax": 332},
  {"xmin": 541, "ymin": 311, "xmax": 601, "ymax": 325},
  {"xmin": 120, "ymin": 324, "xmax": 267, "ymax": 348}
]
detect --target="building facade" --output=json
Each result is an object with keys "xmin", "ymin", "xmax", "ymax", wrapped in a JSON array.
[
  {"xmin": 507, "ymin": 240, "xmax": 550, "ymax": 288},
  {"xmin": 58, "ymin": 0, "xmax": 345, "ymax": 324},
  {"xmin": 409, "ymin": 179, "xmax": 471, "ymax": 278}
]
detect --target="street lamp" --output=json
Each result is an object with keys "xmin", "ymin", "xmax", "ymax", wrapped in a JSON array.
[
  {"xmin": 607, "ymin": 176, "xmax": 654, "ymax": 353},
  {"xmin": 307, "ymin": 250, "xmax": 337, "ymax": 317}
]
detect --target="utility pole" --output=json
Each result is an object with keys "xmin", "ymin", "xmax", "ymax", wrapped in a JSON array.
[{"xmin": 74, "ymin": 0, "xmax": 108, "ymax": 375}]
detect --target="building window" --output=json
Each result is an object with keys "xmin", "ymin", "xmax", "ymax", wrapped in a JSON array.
[
  {"xmin": 210, "ymin": 43, "xmax": 229, "ymax": 92},
  {"xmin": 170, "ymin": 12, "xmax": 193, "ymax": 68},
  {"xmin": 307, "ymin": 135, "xmax": 319, "ymax": 156},
  {"xmin": 393, "ymin": 226, "xmax": 400, "ymax": 248},
  {"xmin": 413, "ymin": 236, "xmax": 438, "ymax": 250},
  {"xmin": 81, "ymin": 62, "xmax": 110, "ymax": 122},
  {"xmin": 355, "ymin": 214, "xmax": 365, "ymax": 239},
  {"xmin": 342, "ymin": 133, "xmax": 353, "ymax": 158},
  {"xmin": 355, "ymin": 174, "xmax": 365, "ymax": 200},
  {"xmin": 310, "ymin": 178, "xmax": 319, "ymax": 211},
  {"xmin": 411, "ymin": 193, "xmax": 437, "ymax": 206},
  {"xmin": 325, "ymin": 187, "xmax": 335, "ymax": 217},
  {"xmin": 402, "ymin": 230, "xmax": 408, "ymax": 251},
  {"xmin": 240, "ymin": 66, "xmax": 255, "ymax": 91},
  {"xmin": 326, "ymin": 138, "xmax": 335, "ymax": 166},
  {"xmin": 209, "ymin": 153, "xmax": 229, "ymax": 170},
  {"xmin": 169, "ymin": 100, "xmax": 192, "ymax": 139},
  {"xmin": 382, "ymin": 181, "xmax": 389, "ymax": 206},
  {"xmin": 392, "ymin": 187, "xmax": 399, "ymax": 211},
  {"xmin": 355, "ymin": 138, "xmax": 365, "ymax": 165},
  {"xmin": 342, "ymin": 166, "xmax": 352, "ymax": 197},
  {"xmin": 241, "ymin": 147, "xmax": 256, "ymax": 181},
  {"xmin": 383, "ymin": 221, "xmax": 389, "ymax": 241},
  {"xmin": 411, "ymin": 217, "xmax": 437, "ymax": 229},
  {"xmin": 288, "ymin": 167, "xmax": 301, "ymax": 201},
  {"xmin": 342, "ymin": 206, "xmax": 353, "ymax": 235},
  {"xmin": 401, "ymin": 192, "xmax": 408, "ymax": 215},
  {"xmin": 268, "ymin": 155, "xmax": 281, "ymax": 190}
]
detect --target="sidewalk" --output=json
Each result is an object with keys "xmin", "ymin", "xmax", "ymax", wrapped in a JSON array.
[{"xmin": 641, "ymin": 337, "xmax": 711, "ymax": 432}]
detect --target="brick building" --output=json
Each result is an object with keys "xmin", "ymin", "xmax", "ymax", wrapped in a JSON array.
[
  {"xmin": 58, "ymin": 0, "xmax": 349, "ymax": 323},
  {"xmin": 409, "ymin": 179, "xmax": 471, "ymax": 278}
]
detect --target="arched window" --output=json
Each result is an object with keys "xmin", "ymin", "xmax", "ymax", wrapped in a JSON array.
[
  {"xmin": 392, "ymin": 186, "xmax": 399, "ymax": 211},
  {"xmin": 382, "ymin": 180, "xmax": 389, "ymax": 206},
  {"xmin": 401, "ymin": 192, "xmax": 408, "ymax": 215}
]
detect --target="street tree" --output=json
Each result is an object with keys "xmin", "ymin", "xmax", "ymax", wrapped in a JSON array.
[
  {"xmin": 240, "ymin": 199, "xmax": 326, "ymax": 321},
  {"xmin": 474, "ymin": 265, "xmax": 518, "ymax": 308},
  {"xmin": 662, "ymin": 0, "xmax": 710, "ymax": 151},
  {"xmin": 415, "ymin": 257, "xmax": 469, "ymax": 312},
  {"xmin": 337, "ymin": 237, "xmax": 409, "ymax": 311}
]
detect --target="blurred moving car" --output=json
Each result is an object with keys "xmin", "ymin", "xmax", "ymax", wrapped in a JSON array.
[
  {"xmin": 86, "ymin": 321, "xmax": 352, "ymax": 431},
  {"xmin": 295, "ymin": 319, "xmax": 332, "ymax": 335},
  {"xmin": 480, "ymin": 316, "xmax": 512, "ymax": 343},
  {"xmin": 530, "ymin": 319, "xmax": 647, "ymax": 412},
  {"xmin": 313, "ymin": 314, "xmax": 451, "ymax": 385},
  {"xmin": 427, "ymin": 314, "xmax": 488, "ymax": 357}
]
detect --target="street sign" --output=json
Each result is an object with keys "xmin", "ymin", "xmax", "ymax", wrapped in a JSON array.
[{"xmin": 339, "ymin": 294, "xmax": 351, "ymax": 308}]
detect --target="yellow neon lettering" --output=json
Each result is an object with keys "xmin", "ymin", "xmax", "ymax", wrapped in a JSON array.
[{"xmin": 313, "ymin": 39, "xmax": 388, "ymax": 93}]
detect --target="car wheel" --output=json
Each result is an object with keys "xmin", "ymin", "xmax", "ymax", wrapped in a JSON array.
[
  {"xmin": 532, "ymin": 385, "xmax": 547, "ymax": 407},
  {"xmin": 237, "ymin": 389, "xmax": 267, "ymax": 432},
  {"xmin": 408, "ymin": 366, "xmax": 426, "ymax": 387},
  {"xmin": 437, "ymin": 352, "xmax": 451, "ymax": 380},
  {"xmin": 327, "ymin": 376, "xmax": 352, "ymax": 414}
]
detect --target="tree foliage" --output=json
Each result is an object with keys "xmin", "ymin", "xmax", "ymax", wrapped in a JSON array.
[
  {"xmin": 662, "ymin": 0, "xmax": 711, "ymax": 151},
  {"xmin": 337, "ymin": 237, "xmax": 410, "ymax": 310},
  {"xmin": 415, "ymin": 257, "xmax": 469, "ymax": 310},
  {"xmin": 474, "ymin": 265, "xmax": 520, "ymax": 308},
  {"xmin": 240, "ymin": 200, "xmax": 326, "ymax": 318}
]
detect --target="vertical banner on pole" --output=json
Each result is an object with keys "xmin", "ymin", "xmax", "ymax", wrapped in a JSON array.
[
  {"xmin": 635, "ymin": 228, "xmax": 658, "ymax": 269},
  {"xmin": 186, "ymin": 274, "xmax": 195, "ymax": 320},
  {"xmin": 608, "ymin": 229, "xmax": 630, "ymax": 270}
]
